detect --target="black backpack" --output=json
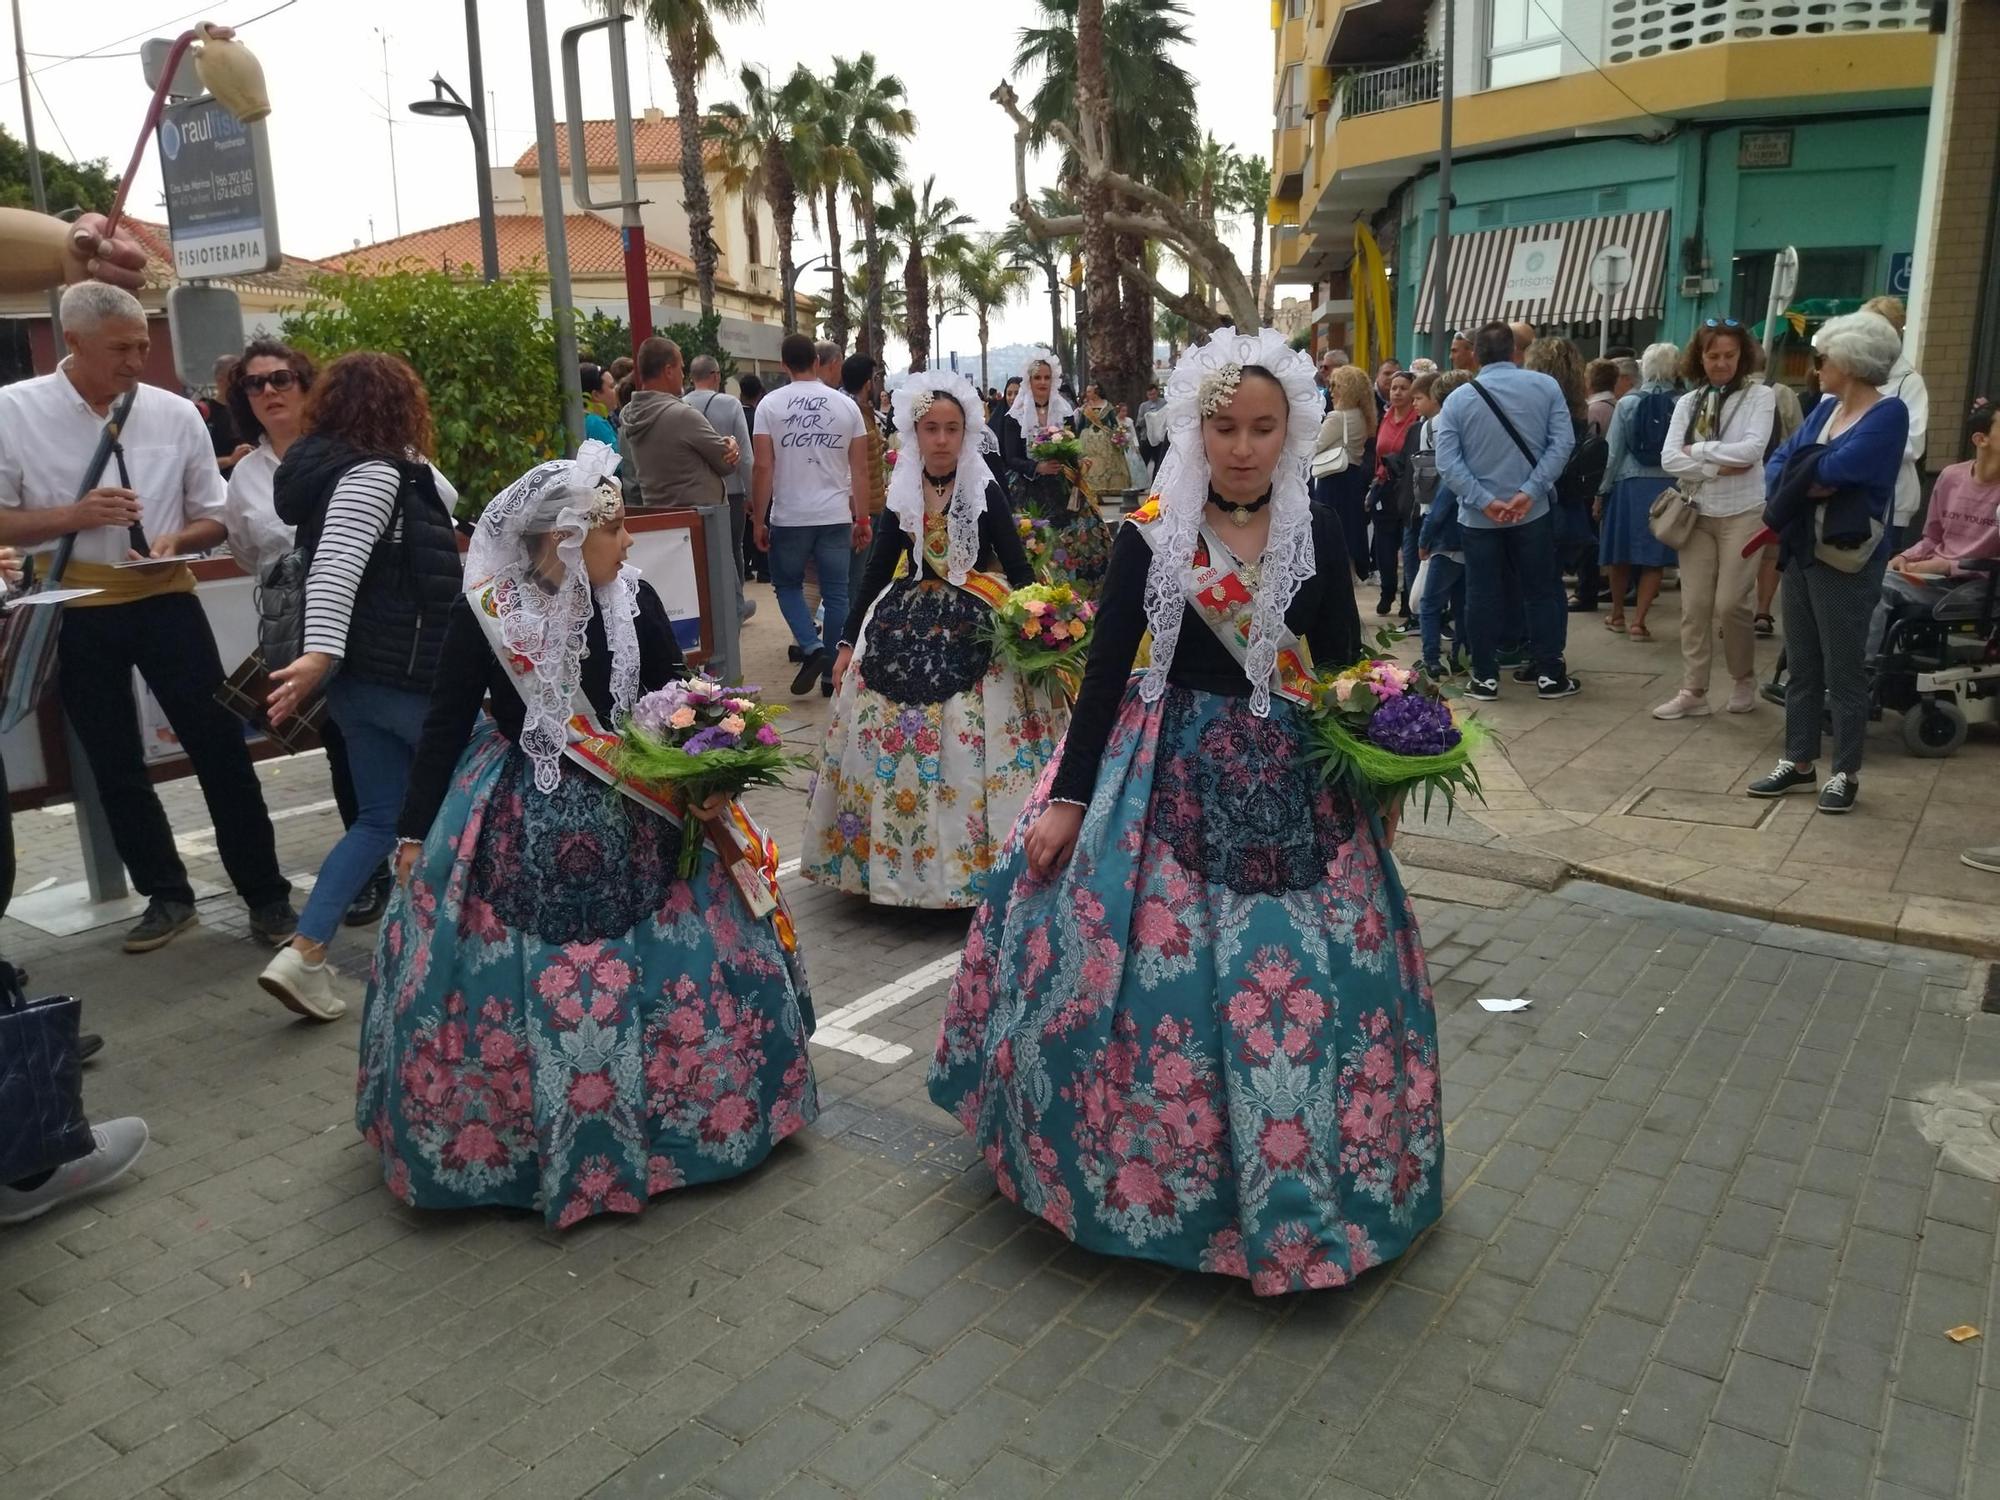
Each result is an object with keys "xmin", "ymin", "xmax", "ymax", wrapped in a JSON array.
[
  {"xmin": 1627, "ymin": 389, "xmax": 1678, "ymax": 467},
  {"xmin": 1558, "ymin": 419, "xmax": 1609, "ymax": 510}
]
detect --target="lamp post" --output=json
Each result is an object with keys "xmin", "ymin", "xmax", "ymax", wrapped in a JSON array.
[
  {"xmin": 784, "ymin": 254, "xmax": 828, "ymax": 331},
  {"xmin": 410, "ymin": 73, "xmax": 499, "ymax": 282}
]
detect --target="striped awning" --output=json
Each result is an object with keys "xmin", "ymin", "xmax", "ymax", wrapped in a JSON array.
[{"xmin": 1412, "ymin": 210, "xmax": 1672, "ymax": 334}]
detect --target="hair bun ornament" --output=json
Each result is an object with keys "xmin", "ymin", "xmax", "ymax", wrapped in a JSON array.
[{"xmin": 1197, "ymin": 363, "xmax": 1244, "ymax": 418}]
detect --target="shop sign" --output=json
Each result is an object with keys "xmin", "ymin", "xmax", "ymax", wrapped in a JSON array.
[
  {"xmin": 1739, "ymin": 130, "xmax": 1794, "ymax": 170},
  {"xmin": 1501, "ymin": 239, "xmax": 1563, "ymax": 304}
]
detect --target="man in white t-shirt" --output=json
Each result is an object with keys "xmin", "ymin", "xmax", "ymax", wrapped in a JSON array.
[{"xmin": 752, "ymin": 333, "xmax": 873, "ymax": 695}]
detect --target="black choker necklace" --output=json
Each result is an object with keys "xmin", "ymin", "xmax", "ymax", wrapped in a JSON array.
[
  {"xmin": 923, "ymin": 469, "xmax": 954, "ymax": 489},
  {"xmin": 1209, "ymin": 489, "xmax": 1272, "ymax": 528}
]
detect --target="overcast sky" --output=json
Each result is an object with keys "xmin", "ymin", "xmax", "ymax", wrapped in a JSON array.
[{"xmin": 6, "ymin": 0, "xmax": 1274, "ymax": 368}]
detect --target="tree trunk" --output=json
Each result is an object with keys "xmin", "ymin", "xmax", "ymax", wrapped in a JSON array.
[
  {"xmin": 769, "ymin": 147, "xmax": 798, "ymax": 335},
  {"xmin": 1075, "ymin": 0, "xmax": 1123, "ymax": 405},
  {"xmin": 978, "ymin": 308, "xmax": 990, "ymax": 391},
  {"xmin": 1118, "ymin": 233, "xmax": 1151, "ymax": 407},
  {"xmin": 666, "ymin": 35, "xmax": 717, "ymax": 321},
  {"xmin": 823, "ymin": 183, "xmax": 848, "ymax": 349},
  {"xmin": 1248, "ymin": 208, "xmax": 1265, "ymax": 323},
  {"xmin": 905, "ymin": 244, "xmax": 929, "ymax": 372},
  {"xmin": 862, "ymin": 196, "xmax": 886, "ymax": 360},
  {"xmin": 1045, "ymin": 261, "xmax": 1063, "ymax": 363}
]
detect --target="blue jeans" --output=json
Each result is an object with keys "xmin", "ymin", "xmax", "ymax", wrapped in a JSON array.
[
  {"xmin": 1419, "ymin": 554, "xmax": 1466, "ymax": 670},
  {"xmin": 770, "ymin": 521, "xmax": 852, "ymax": 656},
  {"xmin": 1463, "ymin": 513, "xmax": 1568, "ymax": 683},
  {"xmin": 300, "ymin": 675, "xmax": 429, "ymax": 944}
]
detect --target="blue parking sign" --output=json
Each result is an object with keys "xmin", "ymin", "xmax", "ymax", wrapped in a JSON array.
[{"xmin": 1889, "ymin": 253, "xmax": 1913, "ymax": 297}]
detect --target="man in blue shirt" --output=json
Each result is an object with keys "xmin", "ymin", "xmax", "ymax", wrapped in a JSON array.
[{"xmin": 1433, "ymin": 320, "xmax": 1581, "ymax": 700}]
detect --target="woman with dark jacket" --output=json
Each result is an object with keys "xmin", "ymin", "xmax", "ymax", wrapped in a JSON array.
[
  {"xmin": 1747, "ymin": 313, "xmax": 1910, "ymax": 815},
  {"xmin": 259, "ymin": 353, "xmax": 462, "ymax": 1021}
]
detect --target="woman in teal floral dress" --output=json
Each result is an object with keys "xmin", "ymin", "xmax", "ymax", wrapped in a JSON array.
[
  {"xmin": 929, "ymin": 327, "xmax": 1443, "ymax": 1295},
  {"xmin": 358, "ymin": 442, "xmax": 816, "ymax": 1227}
]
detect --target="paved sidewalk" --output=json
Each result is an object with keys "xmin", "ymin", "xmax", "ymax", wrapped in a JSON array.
[{"xmin": 1380, "ymin": 578, "xmax": 2000, "ymax": 956}]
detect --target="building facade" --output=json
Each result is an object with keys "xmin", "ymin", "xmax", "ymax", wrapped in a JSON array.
[{"xmin": 1270, "ymin": 0, "xmax": 1936, "ymax": 381}]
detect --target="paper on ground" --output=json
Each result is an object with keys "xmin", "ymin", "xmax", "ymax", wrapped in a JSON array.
[{"xmin": 1476, "ymin": 997, "xmax": 1533, "ymax": 1013}]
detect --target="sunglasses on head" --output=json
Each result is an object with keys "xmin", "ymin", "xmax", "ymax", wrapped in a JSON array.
[
  {"xmin": 1703, "ymin": 318, "xmax": 1743, "ymax": 331},
  {"xmin": 238, "ymin": 369, "xmax": 299, "ymax": 394}
]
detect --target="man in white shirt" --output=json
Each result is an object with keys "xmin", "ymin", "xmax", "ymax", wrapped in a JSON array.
[
  {"xmin": 683, "ymin": 354, "xmax": 755, "ymax": 622},
  {"xmin": 751, "ymin": 334, "xmax": 873, "ymax": 695},
  {"xmin": 1862, "ymin": 296, "xmax": 1929, "ymax": 552},
  {"xmin": 0, "ymin": 282, "xmax": 294, "ymax": 954}
]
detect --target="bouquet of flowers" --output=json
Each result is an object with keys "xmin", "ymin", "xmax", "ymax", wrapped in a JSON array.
[
  {"xmin": 1029, "ymin": 425, "xmax": 1083, "ymax": 467},
  {"xmin": 1110, "ymin": 426, "xmax": 1131, "ymax": 449},
  {"xmin": 1304, "ymin": 646, "xmax": 1488, "ymax": 820},
  {"xmin": 1015, "ymin": 513, "xmax": 1054, "ymax": 578},
  {"xmin": 982, "ymin": 582, "xmax": 1097, "ymax": 701},
  {"xmin": 615, "ymin": 676, "xmax": 808, "ymax": 876}
]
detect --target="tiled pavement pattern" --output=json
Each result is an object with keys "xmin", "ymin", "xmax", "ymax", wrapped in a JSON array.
[{"xmin": 5, "ymin": 725, "xmax": 1999, "ymax": 1500}]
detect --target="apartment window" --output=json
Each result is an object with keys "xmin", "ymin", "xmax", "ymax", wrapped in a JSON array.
[
  {"xmin": 1487, "ymin": 0, "xmax": 1563, "ymax": 88},
  {"xmin": 1279, "ymin": 62, "xmax": 1306, "ymax": 132}
]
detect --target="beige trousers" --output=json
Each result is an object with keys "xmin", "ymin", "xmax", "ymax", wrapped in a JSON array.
[{"xmin": 1677, "ymin": 508, "xmax": 1763, "ymax": 694}]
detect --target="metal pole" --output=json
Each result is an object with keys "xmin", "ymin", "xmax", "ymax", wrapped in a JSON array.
[
  {"xmin": 527, "ymin": 0, "xmax": 583, "ymax": 451},
  {"xmin": 1599, "ymin": 287, "xmax": 1610, "ymax": 360},
  {"xmin": 463, "ymin": 0, "xmax": 499, "ymax": 283},
  {"xmin": 702, "ymin": 507, "xmax": 741, "ymax": 684},
  {"xmin": 10, "ymin": 0, "xmax": 64, "ymax": 346},
  {"xmin": 1427, "ymin": 0, "xmax": 1455, "ymax": 367},
  {"xmin": 379, "ymin": 29, "xmax": 402, "ymax": 236},
  {"xmin": 603, "ymin": 19, "xmax": 654, "ymax": 350}
]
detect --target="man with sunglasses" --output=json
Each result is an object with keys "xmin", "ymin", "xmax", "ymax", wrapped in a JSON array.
[{"xmin": 0, "ymin": 282, "xmax": 295, "ymax": 955}]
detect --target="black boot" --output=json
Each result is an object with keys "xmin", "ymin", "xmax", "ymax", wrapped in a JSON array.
[{"xmin": 343, "ymin": 862, "xmax": 394, "ymax": 928}]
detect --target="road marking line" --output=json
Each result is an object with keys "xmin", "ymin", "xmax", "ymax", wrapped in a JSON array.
[
  {"xmin": 176, "ymin": 796, "xmax": 343, "ymax": 858},
  {"xmin": 810, "ymin": 951, "xmax": 962, "ymax": 1065}
]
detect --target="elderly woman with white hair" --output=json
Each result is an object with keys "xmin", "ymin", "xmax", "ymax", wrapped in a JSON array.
[
  {"xmin": 1594, "ymin": 341, "xmax": 1683, "ymax": 641},
  {"xmin": 1747, "ymin": 312, "xmax": 1910, "ymax": 815}
]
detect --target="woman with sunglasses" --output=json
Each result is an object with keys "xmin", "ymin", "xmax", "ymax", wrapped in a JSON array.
[
  {"xmin": 1655, "ymin": 318, "xmax": 1776, "ymax": 720},
  {"xmin": 222, "ymin": 339, "xmax": 316, "ymax": 581}
]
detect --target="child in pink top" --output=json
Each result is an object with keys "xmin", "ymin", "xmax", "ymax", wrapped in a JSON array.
[{"xmin": 1892, "ymin": 399, "xmax": 2000, "ymax": 579}]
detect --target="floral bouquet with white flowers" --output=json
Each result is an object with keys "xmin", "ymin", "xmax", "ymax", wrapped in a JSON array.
[
  {"xmin": 615, "ymin": 677, "xmax": 807, "ymax": 876},
  {"xmin": 1305, "ymin": 637, "xmax": 1488, "ymax": 820},
  {"xmin": 982, "ymin": 582, "xmax": 1097, "ymax": 702},
  {"xmin": 1028, "ymin": 425, "xmax": 1083, "ymax": 467}
]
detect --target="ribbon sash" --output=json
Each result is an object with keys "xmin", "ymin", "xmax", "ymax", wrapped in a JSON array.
[
  {"xmin": 466, "ymin": 577, "xmax": 796, "ymax": 948},
  {"xmin": 1129, "ymin": 513, "xmax": 1317, "ymax": 706},
  {"xmin": 892, "ymin": 515, "xmax": 1012, "ymax": 610}
]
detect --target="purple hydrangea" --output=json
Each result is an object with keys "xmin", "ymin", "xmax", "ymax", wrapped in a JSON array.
[
  {"xmin": 681, "ymin": 725, "xmax": 740, "ymax": 754},
  {"xmin": 1367, "ymin": 693, "xmax": 1460, "ymax": 758}
]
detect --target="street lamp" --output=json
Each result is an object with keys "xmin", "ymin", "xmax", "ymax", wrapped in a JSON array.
[
  {"xmin": 410, "ymin": 73, "xmax": 499, "ymax": 283},
  {"xmin": 783, "ymin": 254, "xmax": 829, "ymax": 334}
]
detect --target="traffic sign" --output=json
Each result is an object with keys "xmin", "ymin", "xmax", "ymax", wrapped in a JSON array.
[
  {"xmin": 157, "ymin": 95, "xmax": 280, "ymax": 279},
  {"xmin": 1889, "ymin": 253, "xmax": 1913, "ymax": 297},
  {"xmin": 166, "ymin": 284, "xmax": 245, "ymax": 390}
]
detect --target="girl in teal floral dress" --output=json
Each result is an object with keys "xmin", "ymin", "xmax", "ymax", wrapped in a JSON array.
[
  {"xmin": 358, "ymin": 442, "xmax": 816, "ymax": 1227},
  {"xmin": 929, "ymin": 328, "xmax": 1443, "ymax": 1295}
]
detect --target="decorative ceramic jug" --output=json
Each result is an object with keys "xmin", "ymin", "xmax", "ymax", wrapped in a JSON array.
[{"xmin": 193, "ymin": 24, "xmax": 270, "ymax": 123}]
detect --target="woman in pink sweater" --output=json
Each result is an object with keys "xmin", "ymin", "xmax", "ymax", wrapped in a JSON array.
[{"xmin": 1870, "ymin": 398, "xmax": 2000, "ymax": 652}]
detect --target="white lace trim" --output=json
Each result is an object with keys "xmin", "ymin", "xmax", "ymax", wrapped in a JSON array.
[
  {"xmin": 1140, "ymin": 326, "xmax": 1324, "ymax": 718},
  {"xmin": 886, "ymin": 368, "xmax": 990, "ymax": 585},
  {"xmin": 1006, "ymin": 348, "xmax": 1074, "ymax": 434},
  {"xmin": 463, "ymin": 440, "xmax": 639, "ymax": 793}
]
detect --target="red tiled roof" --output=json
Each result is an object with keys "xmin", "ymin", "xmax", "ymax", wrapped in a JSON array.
[
  {"xmin": 513, "ymin": 114, "xmax": 726, "ymax": 175},
  {"xmin": 326, "ymin": 213, "xmax": 696, "ymax": 279}
]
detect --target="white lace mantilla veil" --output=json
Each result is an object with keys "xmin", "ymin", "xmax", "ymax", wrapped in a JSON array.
[
  {"xmin": 885, "ymin": 369, "xmax": 993, "ymax": 587},
  {"xmin": 1006, "ymin": 349, "xmax": 1075, "ymax": 434},
  {"xmin": 462, "ymin": 438, "xmax": 642, "ymax": 793},
  {"xmin": 1140, "ymin": 325, "xmax": 1323, "ymax": 719}
]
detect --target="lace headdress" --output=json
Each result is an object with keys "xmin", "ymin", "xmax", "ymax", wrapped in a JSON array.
[
  {"xmin": 1141, "ymin": 325, "xmax": 1323, "ymax": 717},
  {"xmin": 462, "ymin": 439, "xmax": 641, "ymax": 792},
  {"xmin": 1006, "ymin": 349, "xmax": 1075, "ymax": 433},
  {"xmin": 886, "ymin": 368, "xmax": 991, "ymax": 586}
]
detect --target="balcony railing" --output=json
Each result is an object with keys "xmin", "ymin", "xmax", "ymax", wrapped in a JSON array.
[
  {"xmin": 1334, "ymin": 57, "xmax": 1443, "ymax": 123},
  {"xmin": 1604, "ymin": 0, "xmax": 1926, "ymax": 64}
]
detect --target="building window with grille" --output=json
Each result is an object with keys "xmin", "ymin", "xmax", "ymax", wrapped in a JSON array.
[{"xmin": 1487, "ymin": 0, "xmax": 1563, "ymax": 88}]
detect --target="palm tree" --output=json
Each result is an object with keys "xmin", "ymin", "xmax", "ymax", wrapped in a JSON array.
[
  {"xmin": 796, "ymin": 83, "xmax": 859, "ymax": 349},
  {"xmin": 879, "ymin": 176, "xmax": 973, "ymax": 373},
  {"xmin": 828, "ymin": 55, "xmax": 915, "ymax": 362},
  {"xmin": 945, "ymin": 237, "xmax": 1031, "ymax": 391},
  {"xmin": 707, "ymin": 63, "xmax": 815, "ymax": 333},
  {"xmin": 1016, "ymin": 0, "xmax": 1197, "ymax": 400},
  {"xmin": 609, "ymin": 0, "xmax": 763, "ymax": 321},
  {"xmin": 1155, "ymin": 305, "xmax": 1190, "ymax": 364},
  {"xmin": 1230, "ymin": 153, "xmax": 1271, "ymax": 317},
  {"xmin": 835, "ymin": 256, "xmax": 906, "ymax": 348},
  {"xmin": 1184, "ymin": 134, "xmax": 1237, "ymax": 309}
]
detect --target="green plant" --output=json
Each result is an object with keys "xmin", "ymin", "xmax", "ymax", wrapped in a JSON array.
[
  {"xmin": 575, "ymin": 309, "xmax": 632, "ymax": 367},
  {"xmin": 0, "ymin": 128, "xmax": 115, "ymax": 214},
  {"xmin": 283, "ymin": 267, "xmax": 561, "ymax": 519},
  {"xmin": 658, "ymin": 310, "xmax": 738, "ymax": 385}
]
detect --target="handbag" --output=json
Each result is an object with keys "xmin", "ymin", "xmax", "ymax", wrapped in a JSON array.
[
  {"xmin": 1310, "ymin": 442, "xmax": 1350, "ymax": 480},
  {"xmin": 0, "ymin": 387, "xmax": 140, "ymax": 734},
  {"xmin": 255, "ymin": 546, "xmax": 309, "ymax": 672},
  {"xmin": 1648, "ymin": 485, "xmax": 1701, "ymax": 549},
  {"xmin": 0, "ymin": 966, "xmax": 93, "ymax": 1183},
  {"xmin": 1812, "ymin": 506, "xmax": 1885, "ymax": 575},
  {"xmin": 214, "ymin": 651, "xmax": 327, "ymax": 753}
]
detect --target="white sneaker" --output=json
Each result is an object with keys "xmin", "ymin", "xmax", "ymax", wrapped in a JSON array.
[
  {"xmin": 1652, "ymin": 690, "xmax": 1712, "ymax": 720},
  {"xmin": 1726, "ymin": 677, "xmax": 1758, "ymax": 714},
  {"xmin": 0, "ymin": 1118, "xmax": 149, "ymax": 1224},
  {"xmin": 258, "ymin": 946, "xmax": 346, "ymax": 1022}
]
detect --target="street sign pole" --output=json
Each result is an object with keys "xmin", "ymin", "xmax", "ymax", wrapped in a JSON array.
[
  {"xmin": 562, "ymin": 15, "xmax": 653, "ymax": 354},
  {"xmin": 1588, "ymin": 245, "xmax": 1633, "ymax": 360},
  {"xmin": 10, "ymin": 0, "xmax": 65, "ymax": 348},
  {"xmin": 526, "ymin": 0, "xmax": 583, "ymax": 452}
]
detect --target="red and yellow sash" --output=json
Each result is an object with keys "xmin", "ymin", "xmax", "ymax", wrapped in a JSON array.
[
  {"xmin": 1126, "ymin": 501, "xmax": 1317, "ymax": 707},
  {"xmin": 468, "ymin": 577, "xmax": 797, "ymax": 951},
  {"xmin": 891, "ymin": 512, "xmax": 1012, "ymax": 609}
]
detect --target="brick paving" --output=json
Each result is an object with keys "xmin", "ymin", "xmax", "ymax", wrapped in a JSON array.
[{"xmin": 3, "ymin": 595, "xmax": 1998, "ymax": 1499}]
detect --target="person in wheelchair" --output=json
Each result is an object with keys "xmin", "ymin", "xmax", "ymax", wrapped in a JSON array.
[{"xmin": 1868, "ymin": 397, "xmax": 2000, "ymax": 658}]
